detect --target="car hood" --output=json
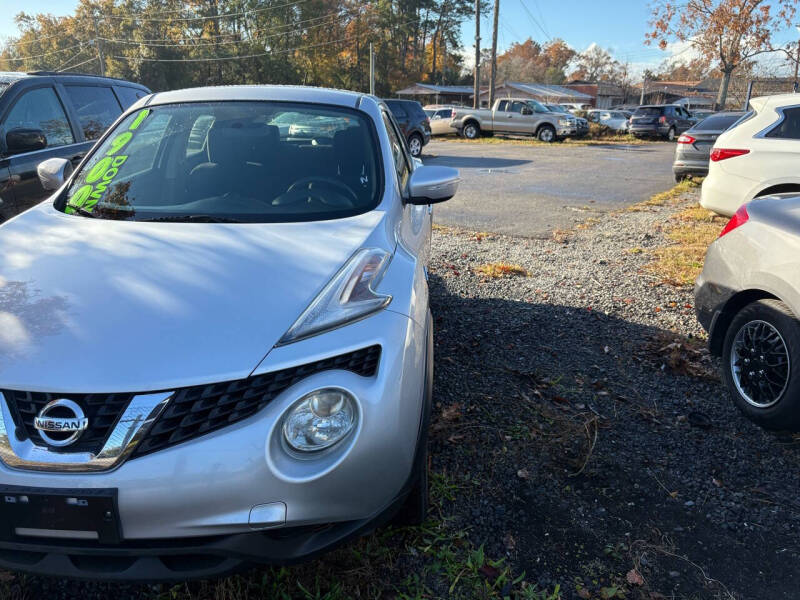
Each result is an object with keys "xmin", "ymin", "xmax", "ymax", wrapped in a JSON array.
[{"xmin": 0, "ymin": 204, "xmax": 386, "ymax": 393}]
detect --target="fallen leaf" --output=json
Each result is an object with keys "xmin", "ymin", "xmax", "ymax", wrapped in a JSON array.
[
  {"xmin": 478, "ymin": 564, "xmax": 500, "ymax": 581},
  {"xmin": 441, "ymin": 403, "xmax": 462, "ymax": 422},
  {"xmin": 503, "ymin": 533, "xmax": 516, "ymax": 551},
  {"xmin": 627, "ymin": 569, "xmax": 644, "ymax": 586},
  {"xmin": 577, "ymin": 588, "xmax": 591, "ymax": 599},
  {"xmin": 517, "ymin": 468, "xmax": 531, "ymax": 480}
]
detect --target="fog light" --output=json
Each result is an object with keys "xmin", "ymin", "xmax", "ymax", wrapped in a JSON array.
[{"xmin": 282, "ymin": 389, "xmax": 357, "ymax": 452}]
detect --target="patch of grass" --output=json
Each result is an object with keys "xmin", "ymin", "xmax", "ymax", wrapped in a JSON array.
[
  {"xmin": 474, "ymin": 262, "xmax": 530, "ymax": 278},
  {"xmin": 626, "ymin": 177, "xmax": 701, "ymax": 212},
  {"xmin": 645, "ymin": 205, "xmax": 726, "ymax": 286}
]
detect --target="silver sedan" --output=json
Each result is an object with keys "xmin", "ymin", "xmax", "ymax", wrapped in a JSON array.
[{"xmin": 696, "ymin": 194, "xmax": 800, "ymax": 430}]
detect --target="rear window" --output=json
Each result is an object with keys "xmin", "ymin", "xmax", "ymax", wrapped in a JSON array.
[
  {"xmin": 692, "ymin": 113, "xmax": 744, "ymax": 131},
  {"xmin": 60, "ymin": 101, "xmax": 382, "ymax": 223},
  {"xmin": 64, "ymin": 85, "xmax": 123, "ymax": 140},
  {"xmin": 114, "ymin": 86, "xmax": 148, "ymax": 109},
  {"xmin": 634, "ymin": 107, "xmax": 664, "ymax": 116}
]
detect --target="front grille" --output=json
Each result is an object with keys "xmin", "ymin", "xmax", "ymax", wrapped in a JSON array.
[
  {"xmin": 1, "ymin": 391, "xmax": 135, "ymax": 454},
  {"xmin": 1, "ymin": 346, "xmax": 380, "ymax": 459},
  {"xmin": 133, "ymin": 345, "xmax": 381, "ymax": 457}
]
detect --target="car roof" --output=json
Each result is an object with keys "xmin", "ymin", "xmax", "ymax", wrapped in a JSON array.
[
  {"xmin": 749, "ymin": 93, "xmax": 800, "ymax": 112},
  {"xmin": 146, "ymin": 85, "xmax": 367, "ymax": 108},
  {"xmin": 0, "ymin": 70, "xmax": 148, "ymax": 90}
]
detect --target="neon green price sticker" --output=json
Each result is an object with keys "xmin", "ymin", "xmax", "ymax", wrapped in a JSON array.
[{"xmin": 65, "ymin": 109, "xmax": 150, "ymax": 215}]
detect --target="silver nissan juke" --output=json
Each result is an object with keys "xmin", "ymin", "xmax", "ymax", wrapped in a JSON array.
[{"xmin": 0, "ymin": 86, "xmax": 459, "ymax": 580}]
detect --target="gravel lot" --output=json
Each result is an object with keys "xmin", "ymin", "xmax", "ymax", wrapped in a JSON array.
[
  {"xmin": 425, "ymin": 139, "xmax": 676, "ymax": 238},
  {"xmin": 5, "ymin": 188, "xmax": 799, "ymax": 599},
  {"xmin": 427, "ymin": 188, "xmax": 800, "ymax": 598}
]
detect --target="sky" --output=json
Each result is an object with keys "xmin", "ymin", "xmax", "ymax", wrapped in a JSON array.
[{"xmin": 1, "ymin": 0, "xmax": 798, "ymax": 78}]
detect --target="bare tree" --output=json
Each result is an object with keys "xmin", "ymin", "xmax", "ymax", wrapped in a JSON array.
[{"xmin": 647, "ymin": 0, "xmax": 797, "ymax": 108}]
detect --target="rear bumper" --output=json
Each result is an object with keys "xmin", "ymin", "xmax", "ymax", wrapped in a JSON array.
[
  {"xmin": 700, "ymin": 168, "xmax": 749, "ymax": 217},
  {"xmin": 672, "ymin": 158, "xmax": 709, "ymax": 177},
  {"xmin": 630, "ymin": 124, "xmax": 669, "ymax": 137}
]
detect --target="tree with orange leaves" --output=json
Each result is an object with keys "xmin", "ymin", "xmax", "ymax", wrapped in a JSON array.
[{"xmin": 647, "ymin": 0, "xmax": 797, "ymax": 108}]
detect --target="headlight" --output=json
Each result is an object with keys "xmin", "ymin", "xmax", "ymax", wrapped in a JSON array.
[
  {"xmin": 558, "ymin": 118, "xmax": 572, "ymax": 126},
  {"xmin": 283, "ymin": 388, "xmax": 357, "ymax": 452},
  {"xmin": 279, "ymin": 248, "xmax": 392, "ymax": 344}
]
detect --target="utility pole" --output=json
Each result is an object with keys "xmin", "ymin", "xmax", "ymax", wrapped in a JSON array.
[
  {"xmin": 473, "ymin": 0, "xmax": 480, "ymax": 109},
  {"xmin": 369, "ymin": 43, "xmax": 375, "ymax": 95},
  {"xmin": 639, "ymin": 77, "xmax": 646, "ymax": 105},
  {"xmin": 794, "ymin": 40, "xmax": 800, "ymax": 92},
  {"xmin": 93, "ymin": 15, "xmax": 105, "ymax": 77},
  {"xmin": 489, "ymin": 0, "xmax": 499, "ymax": 108}
]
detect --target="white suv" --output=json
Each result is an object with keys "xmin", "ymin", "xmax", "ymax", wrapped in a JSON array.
[{"xmin": 701, "ymin": 94, "xmax": 800, "ymax": 216}]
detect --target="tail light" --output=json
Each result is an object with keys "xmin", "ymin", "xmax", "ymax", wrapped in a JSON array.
[
  {"xmin": 718, "ymin": 205, "xmax": 749, "ymax": 238},
  {"xmin": 677, "ymin": 134, "xmax": 695, "ymax": 144},
  {"xmin": 658, "ymin": 116, "xmax": 667, "ymax": 124},
  {"xmin": 710, "ymin": 148, "xmax": 750, "ymax": 161}
]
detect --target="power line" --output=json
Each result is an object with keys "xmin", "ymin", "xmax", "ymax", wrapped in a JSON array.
[
  {"xmin": 99, "ymin": 10, "xmax": 344, "ymax": 44},
  {"xmin": 52, "ymin": 45, "xmax": 88, "ymax": 71},
  {"xmin": 518, "ymin": 0, "xmax": 549, "ymax": 41},
  {"xmin": 2, "ymin": 29, "xmax": 64, "ymax": 49},
  {"xmin": 4, "ymin": 41, "xmax": 84, "ymax": 62},
  {"xmin": 110, "ymin": 17, "xmax": 421, "ymax": 63},
  {"xmin": 100, "ymin": 0, "xmax": 308, "ymax": 23},
  {"xmin": 99, "ymin": 12, "xmax": 345, "ymax": 48},
  {"xmin": 59, "ymin": 55, "xmax": 98, "ymax": 72}
]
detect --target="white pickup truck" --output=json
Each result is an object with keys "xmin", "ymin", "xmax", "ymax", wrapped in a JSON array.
[{"xmin": 450, "ymin": 98, "xmax": 578, "ymax": 142}]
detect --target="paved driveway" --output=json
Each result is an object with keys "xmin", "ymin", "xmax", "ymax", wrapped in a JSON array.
[{"xmin": 422, "ymin": 139, "xmax": 677, "ymax": 237}]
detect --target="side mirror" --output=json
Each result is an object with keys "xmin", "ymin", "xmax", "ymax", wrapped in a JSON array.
[
  {"xmin": 37, "ymin": 157, "xmax": 73, "ymax": 191},
  {"xmin": 6, "ymin": 128, "xmax": 46, "ymax": 155},
  {"xmin": 407, "ymin": 165, "xmax": 459, "ymax": 205}
]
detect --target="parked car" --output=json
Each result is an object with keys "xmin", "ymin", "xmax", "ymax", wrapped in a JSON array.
[
  {"xmin": 424, "ymin": 106, "xmax": 457, "ymax": 135},
  {"xmin": 450, "ymin": 98, "xmax": 576, "ymax": 141},
  {"xmin": 701, "ymin": 94, "xmax": 800, "ymax": 217},
  {"xmin": 0, "ymin": 85, "xmax": 460, "ymax": 580},
  {"xmin": 672, "ymin": 111, "xmax": 745, "ymax": 182},
  {"xmin": 384, "ymin": 99, "xmax": 431, "ymax": 157},
  {"xmin": 0, "ymin": 71, "xmax": 150, "ymax": 222},
  {"xmin": 696, "ymin": 194, "xmax": 800, "ymax": 430},
  {"xmin": 559, "ymin": 102, "xmax": 592, "ymax": 114},
  {"xmin": 586, "ymin": 109, "xmax": 632, "ymax": 132},
  {"xmin": 544, "ymin": 103, "xmax": 589, "ymax": 137},
  {"xmin": 629, "ymin": 104, "xmax": 694, "ymax": 140}
]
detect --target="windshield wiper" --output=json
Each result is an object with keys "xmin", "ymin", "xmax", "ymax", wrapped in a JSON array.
[
  {"xmin": 65, "ymin": 205, "xmax": 96, "ymax": 218},
  {"xmin": 142, "ymin": 215, "xmax": 243, "ymax": 223}
]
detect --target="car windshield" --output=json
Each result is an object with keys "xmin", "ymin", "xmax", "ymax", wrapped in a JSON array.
[
  {"xmin": 634, "ymin": 107, "xmax": 663, "ymax": 116},
  {"xmin": 59, "ymin": 101, "xmax": 381, "ymax": 222}
]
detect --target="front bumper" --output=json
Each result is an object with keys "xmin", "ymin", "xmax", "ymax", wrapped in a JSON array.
[{"xmin": 0, "ymin": 309, "xmax": 426, "ymax": 579}]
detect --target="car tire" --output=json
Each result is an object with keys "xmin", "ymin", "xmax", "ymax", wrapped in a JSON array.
[
  {"xmin": 674, "ymin": 172, "xmax": 686, "ymax": 183},
  {"xmin": 408, "ymin": 133, "xmax": 423, "ymax": 158},
  {"xmin": 392, "ymin": 309, "xmax": 433, "ymax": 526},
  {"xmin": 462, "ymin": 122, "xmax": 480, "ymax": 139},
  {"xmin": 722, "ymin": 299, "xmax": 800, "ymax": 431},
  {"xmin": 666, "ymin": 127, "xmax": 676, "ymax": 141},
  {"xmin": 537, "ymin": 125, "xmax": 556, "ymax": 143}
]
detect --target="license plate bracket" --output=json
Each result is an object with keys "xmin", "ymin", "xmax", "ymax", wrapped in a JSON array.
[{"xmin": 0, "ymin": 485, "xmax": 121, "ymax": 544}]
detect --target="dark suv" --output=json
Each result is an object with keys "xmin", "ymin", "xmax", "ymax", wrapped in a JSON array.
[
  {"xmin": 384, "ymin": 99, "xmax": 431, "ymax": 157},
  {"xmin": 629, "ymin": 104, "xmax": 694, "ymax": 141},
  {"xmin": 0, "ymin": 71, "xmax": 150, "ymax": 221}
]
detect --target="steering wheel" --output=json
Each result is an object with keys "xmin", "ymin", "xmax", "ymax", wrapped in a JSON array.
[{"xmin": 273, "ymin": 176, "xmax": 358, "ymax": 208}]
